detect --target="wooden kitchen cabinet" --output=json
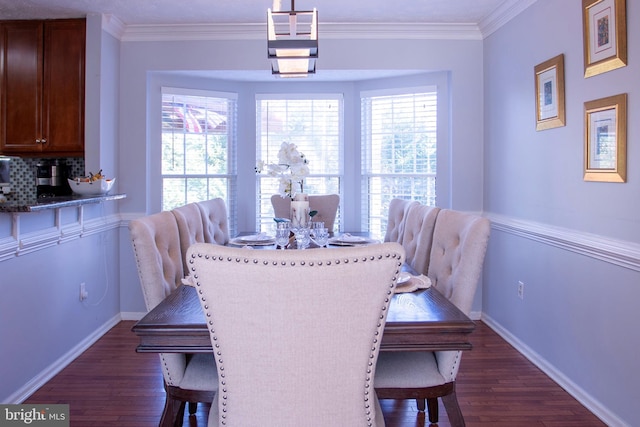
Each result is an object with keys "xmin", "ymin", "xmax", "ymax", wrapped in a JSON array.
[{"xmin": 0, "ymin": 19, "xmax": 85, "ymax": 157}]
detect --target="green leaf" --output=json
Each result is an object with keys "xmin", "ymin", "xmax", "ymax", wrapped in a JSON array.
[{"xmin": 309, "ymin": 210, "xmax": 318, "ymax": 218}]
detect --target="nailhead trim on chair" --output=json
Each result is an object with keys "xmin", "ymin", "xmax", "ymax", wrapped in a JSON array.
[{"xmin": 189, "ymin": 248, "xmax": 403, "ymax": 427}]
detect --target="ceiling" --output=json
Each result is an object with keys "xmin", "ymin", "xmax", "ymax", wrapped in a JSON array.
[{"xmin": 0, "ymin": 0, "xmax": 514, "ymax": 26}]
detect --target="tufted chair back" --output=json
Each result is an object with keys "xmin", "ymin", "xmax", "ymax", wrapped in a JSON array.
[
  {"xmin": 129, "ymin": 212, "xmax": 189, "ymax": 385},
  {"xmin": 130, "ymin": 211, "xmax": 184, "ymax": 311},
  {"xmin": 172, "ymin": 202, "xmax": 207, "ymax": 272},
  {"xmin": 271, "ymin": 194, "xmax": 340, "ymax": 232},
  {"xmin": 428, "ymin": 209, "xmax": 490, "ymax": 382},
  {"xmin": 187, "ymin": 242, "xmax": 405, "ymax": 427},
  {"xmin": 197, "ymin": 198, "xmax": 230, "ymax": 245},
  {"xmin": 384, "ymin": 199, "xmax": 419, "ymax": 244},
  {"xmin": 401, "ymin": 203, "xmax": 441, "ymax": 275}
]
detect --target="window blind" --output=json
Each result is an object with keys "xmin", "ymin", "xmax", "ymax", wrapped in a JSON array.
[
  {"xmin": 361, "ymin": 88, "xmax": 437, "ymax": 237},
  {"xmin": 161, "ymin": 88, "xmax": 237, "ymax": 235},
  {"xmin": 256, "ymin": 95, "xmax": 343, "ymax": 232}
]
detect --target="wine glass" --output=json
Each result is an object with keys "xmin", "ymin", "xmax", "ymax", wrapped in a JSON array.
[
  {"xmin": 314, "ymin": 227, "xmax": 329, "ymax": 248},
  {"xmin": 311, "ymin": 221, "xmax": 325, "ymax": 237},
  {"xmin": 275, "ymin": 222, "xmax": 290, "ymax": 250},
  {"xmin": 294, "ymin": 226, "xmax": 311, "ymax": 249}
]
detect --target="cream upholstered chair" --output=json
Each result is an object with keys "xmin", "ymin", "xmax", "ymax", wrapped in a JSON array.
[
  {"xmin": 186, "ymin": 242, "xmax": 406, "ymax": 427},
  {"xmin": 383, "ymin": 199, "xmax": 419, "ymax": 245},
  {"xmin": 172, "ymin": 203, "xmax": 207, "ymax": 272},
  {"xmin": 271, "ymin": 194, "xmax": 340, "ymax": 232},
  {"xmin": 197, "ymin": 198, "xmax": 230, "ymax": 245},
  {"xmin": 375, "ymin": 209, "xmax": 490, "ymax": 426},
  {"xmin": 129, "ymin": 211, "xmax": 217, "ymax": 426},
  {"xmin": 400, "ymin": 203, "xmax": 441, "ymax": 275}
]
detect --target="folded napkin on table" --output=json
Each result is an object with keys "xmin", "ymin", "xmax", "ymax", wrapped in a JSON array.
[
  {"xmin": 394, "ymin": 274, "xmax": 432, "ymax": 293},
  {"xmin": 182, "ymin": 275, "xmax": 196, "ymax": 287}
]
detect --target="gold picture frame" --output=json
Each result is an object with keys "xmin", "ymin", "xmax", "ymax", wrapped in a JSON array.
[
  {"xmin": 582, "ymin": 0, "xmax": 627, "ymax": 78},
  {"xmin": 534, "ymin": 54, "xmax": 565, "ymax": 131},
  {"xmin": 584, "ymin": 93, "xmax": 627, "ymax": 182}
]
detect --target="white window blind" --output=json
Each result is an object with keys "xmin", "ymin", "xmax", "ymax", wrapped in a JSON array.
[
  {"xmin": 256, "ymin": 95, "xmax": 343, "ymax": 232},
  {"xmin": 361, "ymin": 87, "xmax": 437, "ymax": 238},
  {"xmin": 161, "ymin": 88, "xmax": 237, "ymax": 234}
]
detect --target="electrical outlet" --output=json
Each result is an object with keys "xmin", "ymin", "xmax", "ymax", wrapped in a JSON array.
[
  {"xmin": 80, "ymin": 283, "xmax": 88, "ymax": 301},
  {"xmin": 517, "ymin": 281, "xmax": 524, "ymax": 300}
]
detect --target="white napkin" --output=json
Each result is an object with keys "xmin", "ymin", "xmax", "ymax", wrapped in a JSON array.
[
  {"xmin": 181, "ymin": 275, "xmax": 196, "ymax": 287},
  {"xmin": 394, "ymin": 274, "xmax": 432, "ymax": 293}
]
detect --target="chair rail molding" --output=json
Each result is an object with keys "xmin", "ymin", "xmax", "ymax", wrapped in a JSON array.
[
  {"xmin": 0, "ymin": 210, "xmax": 123, "ymax": 261},
  {"xmin": 486, "ymin": 213, "xmax": 640, "ymax": 272}
]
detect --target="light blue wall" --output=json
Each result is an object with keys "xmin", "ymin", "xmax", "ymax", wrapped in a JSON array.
[
  {"xmin": 483, "ymin": 1, "xmax": 639, "ymax": 425},
  {"xmin": 0, "ymin": 16, "xmax": 123, "ymax": 403}
]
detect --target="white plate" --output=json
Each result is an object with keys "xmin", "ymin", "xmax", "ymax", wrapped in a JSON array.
[
  {"xmin": 329, "ymin": 234, "xmax": 372, "ymax": 245},
  {"xmin": 238, "ymin": 234, "xmax": 274, "ymax": 242},
  {"xmin": 230, "ymin": 237, "xmax": 275, "ymax": 246}
]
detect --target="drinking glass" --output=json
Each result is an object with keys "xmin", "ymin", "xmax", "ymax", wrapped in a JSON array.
[
  {"xmin": 314, "ymin": 227, "xmax": 329, "ymax": 248},
  {"xmin": 311, "ymin": 221, "xmax": 324, "ymax": 237},
  {"xmin": 275, "ymin": 222, "xmax": 290, "ymax": 250},
  {"xmin": 294, "ymin": 226, "xmax": 311, "ymax": 249}
]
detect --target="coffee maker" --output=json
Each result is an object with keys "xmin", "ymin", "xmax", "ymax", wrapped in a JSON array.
[{"xmin": 36, "ymin": 159, "xmax": 72, "ymax": 198}]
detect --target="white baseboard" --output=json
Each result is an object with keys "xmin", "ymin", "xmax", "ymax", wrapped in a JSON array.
[
  {"xmin": 7, "ymin": 314, "xmax": 122, "ymax": 404},
  {"xmin": 481, "ymin": 314, "xmax": 629, "ymax": 427},
  {"xmin": 120, "ymin": 311, "xmax": 146, "ymax": 321}
]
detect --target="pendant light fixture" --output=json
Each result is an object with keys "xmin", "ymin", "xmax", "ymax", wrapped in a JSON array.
[{"xmin": 267, "ymin": 0, "xmax": 318, "ymax": 77}]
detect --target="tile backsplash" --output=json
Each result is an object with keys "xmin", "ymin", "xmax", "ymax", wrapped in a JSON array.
[{"xmin": 3, "ymin": 157, "xmax": 85, "ymax": 200}]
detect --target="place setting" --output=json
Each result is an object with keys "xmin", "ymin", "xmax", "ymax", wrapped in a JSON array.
[
  {"xmin": 327, "ymin": 233, "xmax": 378, "ymax": 246},
  {"xmin": 229, "ymin": 232, "xmax": 276, "ymax": 247}
]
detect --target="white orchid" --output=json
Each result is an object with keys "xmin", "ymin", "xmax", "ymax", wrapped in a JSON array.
[{"xmin": 256, "ymin": 141, "xmax": 310, "ymax": 198}]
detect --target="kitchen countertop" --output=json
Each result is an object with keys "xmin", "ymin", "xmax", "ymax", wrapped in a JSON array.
[{"xmin": 0, "ymin": 193, "xmax": 126, "ymax": 213}]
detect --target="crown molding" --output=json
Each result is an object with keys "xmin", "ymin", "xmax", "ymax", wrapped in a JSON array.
[
  {"xmin": 479, "ymin": 0, "xmax": 540, "ymax": 38},
  {"xmin": 101, "ymin": 14, "xmax": 126, "ymax": 40},
  {"xmin": 103, "ymin": 1, "xmax": 539, "ymax": 42},
  {"xmin": 118, "ymin": 22, "xmax": 482, "ymax": 42}
]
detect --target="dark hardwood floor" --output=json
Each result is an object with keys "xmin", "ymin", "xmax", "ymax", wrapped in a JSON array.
[{"xmin": 25, "ymin": 321, "xmax": 605, "ymax": 426}]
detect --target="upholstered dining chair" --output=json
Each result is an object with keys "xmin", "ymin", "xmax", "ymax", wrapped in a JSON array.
[
  {"xmin": 129, "ymin": 211, "xmax": 218, "ymax": 426},
  {"xmin": 383, "ymin": 199, "xmax": 419, "ymax": 245},
  {"xmin": 401, "ymin": 203, "xmax": 441, "ymax": 275},
  {"xmin": 172, "ymin": 203, "xmax": 207, "ymax": 272},
  {"xmin": 271, "ymin": 194, "xmax": 340, "ymax": 232},
  {"xmin": 186, "ymin": 242, "xmax": 406, "ymax": 427},
  {"xmin": 375, "ymin": 209, "xmax": 490, "ymax": 427},
  {"xmin": 197, "ymin": 198, "xmax": 230, "ymax": 245}
]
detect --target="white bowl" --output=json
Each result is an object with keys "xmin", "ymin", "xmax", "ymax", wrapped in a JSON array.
[{"xmin": 68, "ymin": 178, "xmax": 115, "ymax": 196}]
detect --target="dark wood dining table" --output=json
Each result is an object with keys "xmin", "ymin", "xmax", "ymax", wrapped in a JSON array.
[{"xmin": 132, "ymin": 281, "xmax": 476, "ymax": 354}]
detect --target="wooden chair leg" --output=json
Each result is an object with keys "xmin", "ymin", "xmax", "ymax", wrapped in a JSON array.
[
  {"xmin": 442, "ymin": 390, "xmax": 465, "ymax": 427},
  {"xmin": 427, "ymin": 398, "xmax": 439, "ymax": 423},
  {"xmin": 159, "ymin": 396, "xmax": 184, "ymax": 427},
  {"xmin": 416, "ymin": 398, "xmax": 426, "ymax": 411},
  {"xmin": 188, "ymin": 402, "xmax": 198, "ymax": 415},
  {"xmin": 173, "ymin": 400, "xmax": 186, "ymax": 427}
]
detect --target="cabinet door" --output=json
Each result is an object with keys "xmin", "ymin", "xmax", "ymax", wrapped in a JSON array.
[
  {"xmin": 0, "ymin": 21, "xmax": 43, "ymax": 154},
  {"xmin": 42, "ymin": 19, "xmax": 85, "ymax": 156}
]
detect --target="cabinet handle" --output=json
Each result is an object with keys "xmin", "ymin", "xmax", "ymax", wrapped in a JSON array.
[
  {"xmin": 36, "ymin": 139, "xmax": 41, "ymax": 144},
  {"xmin": 41, "ymin": 138, "xmax": 47, "ymax": 144}
]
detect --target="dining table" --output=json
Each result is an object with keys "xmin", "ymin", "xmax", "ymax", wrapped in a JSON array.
[{"xmin": 132, "ymin": 233, "xmax": 476, "ymax": 353}]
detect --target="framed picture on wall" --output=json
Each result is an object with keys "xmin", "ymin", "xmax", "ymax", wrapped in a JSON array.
[
  {"xmin": 584, "ymin": 93, "xmax": 627, "ymax": 182},
  {"xmin": 534, "ymin": 54, "xmax": 565, "ymax": 131},
  {"xmin": 582, "ymin": 0, "xmax": 627, "ymax": 78}
]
